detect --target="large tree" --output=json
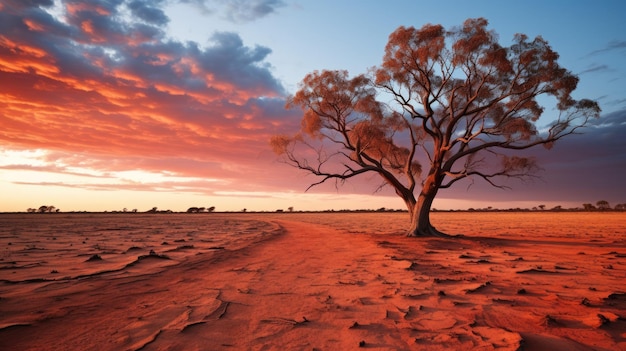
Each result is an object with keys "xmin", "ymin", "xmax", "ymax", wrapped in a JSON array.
[{"xmin": 271, "ymin": 18, "xmax": 600, "ymax": 237}]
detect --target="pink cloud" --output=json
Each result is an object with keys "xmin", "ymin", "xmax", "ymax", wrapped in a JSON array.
[{"xmin": 0, "ymin": 0, "xmax": 302, "ymax": 195}]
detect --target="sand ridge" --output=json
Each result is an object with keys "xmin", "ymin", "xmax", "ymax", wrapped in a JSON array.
[{"xmin": 0, "ymin": 213, "xmax": 625, "ymax": 350}]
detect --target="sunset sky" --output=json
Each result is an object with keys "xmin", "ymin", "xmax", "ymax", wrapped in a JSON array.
[{"xmin": 1, "ymin": 0, "xmax": 625, "ymax": 213}]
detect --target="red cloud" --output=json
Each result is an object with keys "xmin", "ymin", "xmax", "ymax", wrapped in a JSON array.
[{"xmin": 0, "ymin": 1, "xmax": 300, "ymax": 193}]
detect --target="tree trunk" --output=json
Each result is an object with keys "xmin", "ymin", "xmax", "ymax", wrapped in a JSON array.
[{"xmin": 406, "ymin": 176, "xmax": 448, "ymax": 237}]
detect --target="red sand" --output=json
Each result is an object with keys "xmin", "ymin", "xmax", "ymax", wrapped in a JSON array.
[{"xmin": 0, "ymin": 212, "xmax": 624, "ymax": 350}]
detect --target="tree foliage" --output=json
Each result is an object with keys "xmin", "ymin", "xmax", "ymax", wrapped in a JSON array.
[{"xmin": 272, "ymin": 18, "xmax": 600, "ymax": 236}]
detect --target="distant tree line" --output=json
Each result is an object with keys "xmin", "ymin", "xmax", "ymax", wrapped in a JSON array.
[
  {"xmin": 23, "ymin": 200, "xmax": 625, "ymax": 213},
  {"xmin": 186, "ymin": 206, "xmax": 216, "ymax": 213},
  {"xmin": 27, "ymin": 205, "xmax": 59, "ymax": 213},
  {"xmin": 582, "ymin": 200, "xmax": 625, "ymax": 211},
  {"xmin": 463, "ymin": 200, "xmax": 624, "ymax": 212}
]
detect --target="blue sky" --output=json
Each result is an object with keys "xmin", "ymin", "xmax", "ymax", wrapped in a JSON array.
[
  {"xmin": 0, "ymin": 0, "xmax": 625, "ymax": 212},
  {"xmin": 165, "ymin": 1, "xmax": 626, "ymax": 112}
]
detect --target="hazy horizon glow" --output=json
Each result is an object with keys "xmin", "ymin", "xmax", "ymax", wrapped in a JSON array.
[{"xmin": 1, "ymin": 0, "xmax": 625, "ymax": 212}]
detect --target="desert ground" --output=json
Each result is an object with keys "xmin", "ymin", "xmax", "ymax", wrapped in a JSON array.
[{"xmin": 0, "ymin": 211, "xmax": 624, "ymax": 350}]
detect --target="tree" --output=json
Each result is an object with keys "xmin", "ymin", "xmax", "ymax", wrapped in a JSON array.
[
  {"xmin": 582, "ymin": 203, "xmax": 596, "ymax": 211},
  {"xmin": 272, "ymin": 18, "xmax": 600, "ymax": 237},
  {"xmin": 596, "ymin": 200, "xmax": 610, "ymax": 210},
  {"xmin": 208, "ymin": 206, "xmax": 216, "ymax": 212}
]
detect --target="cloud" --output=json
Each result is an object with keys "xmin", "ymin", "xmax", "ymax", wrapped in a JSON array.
[
  {"xmin": 470, "ymin": 108, "xmax": 626, "ymax": 206},
  {"xmin": 588, "ymin": 40, "xmax": 626, "ymax": 56},
  {"xmin": 0, "ymin": 0, "xmax": 299, "ymax": 189},
  {"xmin": 220, "ymin": 0, "xmax": 286, "ymax": 23},
  {"xmin": 178, "ymin": 0, "xmax": 285, "ymax": 23},
  {"xmin": 199, "ymin": 31, "xmax": 284, "ymax": 93},
  {"xmin": 604, "ymin": 97, "xmax": 626, "ymax": 108},
  {"xmin": 578, "ymin": 63, "xmax": 611, "ymax": 75},
  {"xmin": 11, "ymin": 178, "xmax": 224, "ymax": 193},
  {"xmin": 128, "ymin": 0, "xmax": 169, "ymax": 26},
  {"xmin": 1, "ymin": 0, "xmax": 55, "ymax": 10},
  {"xmin": 0, "ymin": 163, "xmax": 111, "ymax": 178}
]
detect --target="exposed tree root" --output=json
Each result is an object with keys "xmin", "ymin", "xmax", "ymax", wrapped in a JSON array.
[{"xmin": 406, "ymin": 226, "xmax": 452, "ymax": 238}]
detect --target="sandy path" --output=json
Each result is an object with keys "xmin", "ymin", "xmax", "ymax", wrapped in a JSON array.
[
  {"xmin": 1, "ymin": 217, "xmax": 624, "ymax": 351},
  {"xmin": 1, "ymin": 220, "xmax": 420, "ymax": 350}
]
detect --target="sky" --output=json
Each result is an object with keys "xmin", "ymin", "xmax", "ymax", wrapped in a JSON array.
[{"xmin": 1, "ymin": 0, "xmax": 625, "ymax": 213}]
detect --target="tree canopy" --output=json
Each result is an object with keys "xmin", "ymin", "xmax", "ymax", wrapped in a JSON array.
[{"xmin": 272, "ymin": 18, "xmax": 600, "ymax": 237}]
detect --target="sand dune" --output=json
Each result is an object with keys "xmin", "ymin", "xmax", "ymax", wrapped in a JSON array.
[{"xmin": 0, "ymin": 212, "xmax": 624, "ymax": 350}]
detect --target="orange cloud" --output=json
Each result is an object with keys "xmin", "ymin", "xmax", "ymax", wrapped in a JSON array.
[
  {"xmin": 23, "ymin": 18, "xmax": 45, "ymax": 32},
  {"xmin": 80, "ymin": 20, "xmax": 95, "ymax": 35},
  {"xmin": 66, "ymin": 2, "xmax": 110, "ymax": 17},
  {"xmin": 0, "ymin": 1, "xmax": 307, "ymax": 205}
]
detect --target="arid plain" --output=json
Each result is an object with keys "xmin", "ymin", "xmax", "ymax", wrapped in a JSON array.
[{"xmin": 0, "ymin": 211, "xmax": 624, "ymax": 350}]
